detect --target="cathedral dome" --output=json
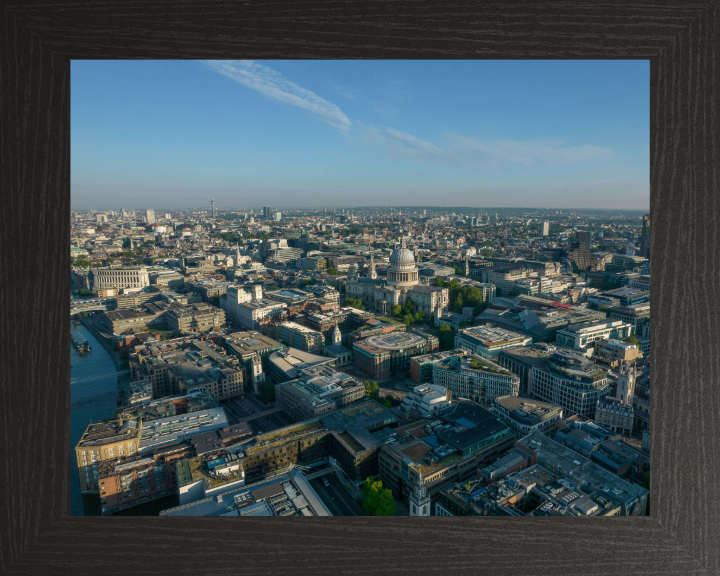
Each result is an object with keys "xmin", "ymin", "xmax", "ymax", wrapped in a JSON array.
[
  {"xmin": 389, "ymin": 247, "xmax": 415, "ymax": 264},
  {"xmin": 386, "ymin": 236, "xmax": 419, "ymax": 287}
]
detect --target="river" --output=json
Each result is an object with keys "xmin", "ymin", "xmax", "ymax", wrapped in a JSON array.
[{"xmin": 70, "ymin": 320, "xmax": 128, "ymax": 516}]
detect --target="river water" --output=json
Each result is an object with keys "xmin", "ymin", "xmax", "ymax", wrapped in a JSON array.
[{"xmin": 70, "ymin": 320, "xmax": 126, "ymax": 516}]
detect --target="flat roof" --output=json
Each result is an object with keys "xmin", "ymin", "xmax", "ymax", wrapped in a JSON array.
[
  {"xmin": 458, "ymin": 324, "xmax": 530, "ymax": 346},
  {"xmin": 362, "ymin": 331, "xmax": 424, "ymax": 350}
]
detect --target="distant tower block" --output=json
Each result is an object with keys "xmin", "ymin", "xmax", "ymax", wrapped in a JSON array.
[{"xmin": 211, "ymin": 199, "xmax": 215, "ymax": 219}]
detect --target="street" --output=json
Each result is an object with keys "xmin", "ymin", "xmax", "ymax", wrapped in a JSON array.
[{"xmin": 309, "ymin": 473, "xmax": 364, "ymax": 516}]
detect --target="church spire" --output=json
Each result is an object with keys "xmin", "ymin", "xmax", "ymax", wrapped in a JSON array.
[{"xmin": 368, "ymin": 254, "xmax": 377, "ymax": 279}]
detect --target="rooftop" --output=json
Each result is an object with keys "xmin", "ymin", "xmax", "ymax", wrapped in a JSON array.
[
  {"xmin": 494, "ymin": 395, "xmax": 562, "ymax": 425},
  {"xmin": 360, "ymin": 331, "xmax": 425, "ymax": 351},
  {"xmin": 161, "ymin": 470, "xmax": 330, "ymax": 517},
  {"xmin": 269, "ymin": 347, "xmax": 334, "ymax": 377},
  {"xmin": 457, "ymin": 324, "xmax": 531, "ymax": 346}
]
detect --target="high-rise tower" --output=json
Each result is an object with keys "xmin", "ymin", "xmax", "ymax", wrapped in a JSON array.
[
  {"xmin": 639, "ymin": 214, "xmax": 650, "ymax": 259},
  {"xmin": 211, "ymin": 199, "xmax": 215, "ymax": 219}
]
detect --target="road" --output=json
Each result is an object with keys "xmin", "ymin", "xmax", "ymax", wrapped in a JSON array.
[{"xmin": 309, "ymin": 473, "xmax": 364, "ymax": 517}]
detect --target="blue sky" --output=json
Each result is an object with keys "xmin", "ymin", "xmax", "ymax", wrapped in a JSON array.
[{"xmin": 71, "ymin": 60, "xmax": 649, "ymax": 210}]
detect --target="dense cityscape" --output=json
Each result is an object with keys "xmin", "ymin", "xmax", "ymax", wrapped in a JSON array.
[{"xmin": 70, "ymin": 204, "xmax": 651, "ymax": 517}]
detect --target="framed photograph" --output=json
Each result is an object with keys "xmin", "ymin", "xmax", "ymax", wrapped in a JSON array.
[{"xmin": 2, "ymin": 2, "xmax": 717, "ymax": 575}]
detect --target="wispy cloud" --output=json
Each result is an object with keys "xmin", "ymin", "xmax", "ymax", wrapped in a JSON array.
[
  {"xmin": 334, "ymin": 83, "xmax": 402, "ymax": 119},
  {"xmin": 204, "ymin": 60, "xmax": 352, "ymax": 131},
  {"xmin": 333, "ymin": 86, "xmax": 362, "ymax": 103},
  {"xmin": 361, "ymin": 127, "xmax": 612, "ymax": 167},
  {"xmin": 362, "ymin": 127, "xmax": 457, "ymax": 165}
]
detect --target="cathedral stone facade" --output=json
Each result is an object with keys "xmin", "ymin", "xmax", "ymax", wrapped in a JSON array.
[{"xmin": 345, "ymin": 237, "xmax": 450, "ymax": 317}]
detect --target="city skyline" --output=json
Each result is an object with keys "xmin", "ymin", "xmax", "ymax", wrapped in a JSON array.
[{"xmin": 72, "ymin": 60, "xmax": 649, "ymax": 210}]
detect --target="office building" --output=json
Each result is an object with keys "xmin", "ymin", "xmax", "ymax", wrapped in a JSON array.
[
  {"xmin": 486, "ymin": 267, "xmax": 527, "ymax": 296},
  {"xmin": 220, "ymin": 400, "xmax": 397, "ymax": 485},
  {"xmin": 275, "ymin": 365, "xmax": 364, "ymax": 423},
  {"xmin": 267, "ymin": 347, "xmax": 336, "ymax": 384},
  {"xmin": 515, "ymin": 431, "xmax": 649, "ymax": 515},
  {"xmin": 378, "ymin": 400, "xmax": 515, "ymax": 516},
  {"xmin": 161, "ymin": 470, "xmax": 331, "ymax": 517},
  {"xmin": 221, "ymin": 331, "xmax": 285, "ymax": 391},
  {"xmin": 98, "ymin": 442, "xmax": 194, "ymax": 515},
  {"xmin": 166, "ymin": 302, "xmax": 225, "ymax": 333},
  {"xmin": 92, "ymin": 267, "xmax": 150, "ymax": 291},
  {"xmin": 554, "ymin": 319, "xmax": 635, "ymax": 352},
  {"xmin": 129, "ymin": 341, "xmax": 244, "ymax": 401},
  {"xmin": 455, "ymin": 325, "xmax": 532, "ymax": 359},
  {"xmin": 541, "ymin": 221, "xmax": 549, "ymax": 236},
  {"xmin": 75, "ymin": 418, "xmax": 143, "ymax": 493},
  {"xmin": 529, "ymin": 349, "xmax": 611, "ymax": 419},
  {"xmin": 278, "ymin": 321, "xmax": 325, "ymax": 354},
  {"xmin": 136, "ymin": 407, "xmax": 229, "ymax": 454},
  {"xmin": 410, "ymin": 349, "xmax": 465, "ymax": 384},
  {"xmin": 497, "ymin": 343, "xmax": 558, "ymax": 395},
  {"xmin": 353, "ymin": 331, "xmax": 437, "ymax": 381},
  {"xmin": 263, "ymin": 206, "xmax": 271, "ymax": 220},
  {"xmin": 604, "ymin": 254, "xmax": 649, "ymax": 274},
  {"xmin": 599, "ymin": 287, "xmax": 650, "ymax": 306},
  {"xmin": 145, "ymin": 209, "xmax": 156, "ymax": 225},
  {"xmin": 400, "ymin": 384, "xmax": 452, "ymax": 417},
  {"xmin": 576, "ymin": 231, "xmax": 591, "ymax": 251},
  {"xmin": 491, "ymin": 395, "xmax": 563, "ymax": 437},
  {"xmin": 148, "ymin": 270, "xmax": 184, "ymax": 289},
  {"xmin": 475, "ymin": 295, "xmax": 606, "ymax": 342},
  {"xmin": 592, "ymin": 339, "xmax": 643, "ymax": 368},
  {"xmin": 211, "ymin": 199, "xmax": 215, "ymax": 219},
  {"xmin": 432, "ymin": 353, "xmax": 520, "ymax": 406}
]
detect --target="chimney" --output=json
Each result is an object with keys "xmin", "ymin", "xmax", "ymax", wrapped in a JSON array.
[{"xmin": 446, "ymin": 389, "xmax": 452, "ymax": 402}]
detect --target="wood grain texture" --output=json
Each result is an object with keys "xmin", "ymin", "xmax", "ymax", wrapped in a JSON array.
[{"xmin": 1, "ymin": 1, "xmax": 718, "ymax": 574}]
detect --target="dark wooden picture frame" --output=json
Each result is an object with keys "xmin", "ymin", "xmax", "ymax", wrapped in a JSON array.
[{"xmin": 1, "ymin": 2, "xmax": 717, "ymax": 574}]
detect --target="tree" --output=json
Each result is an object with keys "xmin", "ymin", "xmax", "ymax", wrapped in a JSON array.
[
  {"xmin": 344, "ymin": 297, "xmax": 365, "ymax": 311},
  {"xmin": 624, "ymin": 335, "xmax": 639, "ymax": 346},
  {"xmin": 402, "ymin": 314, "xmax": 413, "ymax": 328},
  {"xmin": 436, "ymin": 324, "xmax": 455, "ymax": 351},
  {"xmin": 403, "ymin": 297, "xmax": 415, "ymax": 315},
  {"xmin": 105, "ymin": 257, "xmax": 114, "ymax": 264},
  {"xmin": 302, "ymin": 279, "xmax": 315, "ymax": 287},
  {"xmin": 75, "ymin": 258, "xmax": 91, "ymax": 267},
  {"xmin": 454, "ymin": 293, "xmax": 464, "ymax": 311},
  {"xmin": 432, "ymin": 276, "xmax": 445, "ymax": 287},
  {"xmin": 391, "ymin": 304, "xmax": 402, "ymax": 317},
  {"xmin": 362, "ymin": 477, "xmax": 396, "ymax": 516},
  {"xmin": 363, "ymin": 380, "xmax": 380, "ymax": 401},
  {"xmin": 383, "ymin": 399, "xmax": 392, "ymax": 408},
  {"xmin": 327, "ymin": 267, "xmax": 339, "ymax": 275}
]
